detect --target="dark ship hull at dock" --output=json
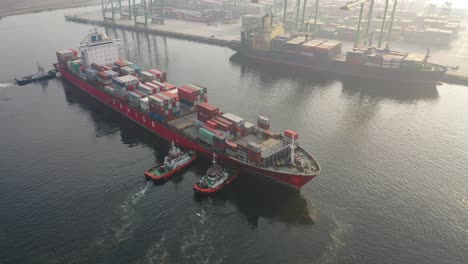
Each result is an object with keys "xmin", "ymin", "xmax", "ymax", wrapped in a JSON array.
[{"xmin": 232, "ymin": 47, "xmax": 447, "ymax": 85}]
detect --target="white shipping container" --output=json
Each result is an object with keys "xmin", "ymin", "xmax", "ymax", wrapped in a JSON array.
[
  {"xmin": 141, "ymin": 71, "xmax": 156, "ymax": 82},
  {"xmin": 104, "ymin": 86, "xmax": 115, "ymax": 94},
  {"xmin": 222, "ymin": 113, "xmax": 245, "ymax": 127},
  {"xmin": 149, "ymin": 95, "xmax": 164, "ymax": 107},
  {"xmin": 244, "ymin": 122, "xmax": 255, "ymax": 132}
]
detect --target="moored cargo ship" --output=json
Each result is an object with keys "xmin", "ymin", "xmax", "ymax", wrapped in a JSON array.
[
  {"xmin": 54, "ymin": 30, "xmax": 320, "ymax": 189},
  {"xmin": 233, "ymin": 14, "xmax": 447, "ymax": 85}
]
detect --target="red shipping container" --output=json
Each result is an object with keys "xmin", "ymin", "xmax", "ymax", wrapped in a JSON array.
[
  {"xmin": 247, "ymin": 149, "xmax": 262, "ymax": 164},
  {"xmin": 156, "ymin": 94, "xmax": 170, "ymax": 105},
  {"xmin": 207, "ymin": 120, "xmax": 218, "ymax": 129},
  {"xmin": 164, "ymin": 82, "xmax": 176, "ymax": 90},
  {"xmin": 69, "ymin": 48, "xmax": 78, "ymax": 56},
  {"xmin": 148, "ymin": 69, "xmax": 167, "ymax": 82},
  {"xmin": 178, "ymin": 86, "xmax": 197, "ymax": 101},
  {"xmin": 197, "ymin": 102, "xmax": 219, "ymax": 122},
  {"xmin": 263, "ymin": 130, "xmax": 279, "ymax": 139},
  {"xmin": 258, "ymin": 123, "xmax": 270, "ymax": 130},
  {"xmin": 226, "ymin": 141, "xmax": 238, "ymax": 151},
  {"xmin": 212, "ymin": 120, "xmax": 230, "ymax": 131},
  {"xmin": 145, "ymin": 82, "xmax": 162, "ymax": 93},
  {"xmin": 185, "ymin": 85, "xmax": 199, "ymax": 95},
  {"xmin": 284, "ymin": 129, "xmax": 299, "ymax": 140},
  {"xmin": 198, "ymin": 102, "xmax": 219, "ymax": 113},
  {"xmin": 161, "ymin": 91, "xmax": 179, "ymax": 102},
  {"xmin": 213, "ymin": 117, "xmax": 234, "ymax": 131},
  {"xmin": 91, "ymin": 63, "xmax": 101, "ymax": 71},
  {"xmin": 115, "ymin": 60, "xmax": 128, "ymax": 67}
]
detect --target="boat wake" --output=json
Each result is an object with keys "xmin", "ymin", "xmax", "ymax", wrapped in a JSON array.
[
  {"xmin": 315, "ymin": 219, "xmax": 352, "ymax": 264},
  {"xmin": 180, "ymin": 225, "xmax": 217, "ymax": 264},
  {"xmin": 140, "ymin": 233, "xmax": 169, "ymax": 264},
  {"xmin": 92, "ymin": 181, "xmax": 153, "ymax": 249},
  {"xmin": 113, "ymin": 181, "xmax": 152, "ymax": 241},
  {"xmin": 194, "ymin": 208, "xmax": 208, "ymax": 225},
  {"xmin": 0, "ymin": 82, "xmax": 14, "ymax": 89},
  {"xmin": 179, "ymin": 208, "xmax": 226, "ymax": 264}
]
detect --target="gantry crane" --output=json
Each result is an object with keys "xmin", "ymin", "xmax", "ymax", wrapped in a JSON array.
[
  {"xmin": 341, "ymin": 0, "xmax": 398, "ymax": 49},
  {"xmin": 101, "ymin": 0, "xmax": 164, "ymax": 26},
  {"xmin": 438, "ymin": 2, "xmax": 452, "ymax": 20}
]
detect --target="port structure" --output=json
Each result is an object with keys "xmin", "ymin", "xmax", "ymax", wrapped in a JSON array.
[
  {"xmin": 101, "ymin": 0, "xmax": 132, "ymax": 22},
  {"xmin": 101, "ymin": 0, "xmax": 165, "ymax": 26},
  {"xmin": 424, "ymin": 2, "xmax": 452, "ymax": 21},
  {"xmin": 224, "ymin": 0, "xmax": 244, "ymax": 20},
  {"xmin": 340, "ymin": 0, "xmax": 400, "ymax": 49}
]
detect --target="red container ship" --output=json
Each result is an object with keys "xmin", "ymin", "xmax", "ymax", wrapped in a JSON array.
[{"xmin": 54, "ymin": 30, "xmax": 320, "ymax": 189}]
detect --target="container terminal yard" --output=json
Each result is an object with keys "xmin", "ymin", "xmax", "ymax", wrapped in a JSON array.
[{"xmin": 64, "ymin": 0, "xmax": 468, "ymax": 84}]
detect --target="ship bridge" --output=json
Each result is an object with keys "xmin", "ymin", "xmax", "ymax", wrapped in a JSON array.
[{"xmin": 79, "ymin": 29, "xmax": 120, "ymax": 67}]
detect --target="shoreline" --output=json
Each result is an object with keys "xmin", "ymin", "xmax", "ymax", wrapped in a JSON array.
[{"xmin": 0, "ymin": 1, "xmax": 99, "ymax": 19}]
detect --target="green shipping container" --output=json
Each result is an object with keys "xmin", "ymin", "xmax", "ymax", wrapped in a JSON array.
[
  {"xmin": 199, "ymin": 127, "xmax": 214, "ymax": 140},
  {"xmin": 188, "ymin": 84, "xmax": 205, "ymax": 94}
]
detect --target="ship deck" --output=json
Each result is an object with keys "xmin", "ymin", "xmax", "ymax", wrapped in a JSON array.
[{"xmin": 167, "ymin": 112, "xmax": 319, "ymax": 176}]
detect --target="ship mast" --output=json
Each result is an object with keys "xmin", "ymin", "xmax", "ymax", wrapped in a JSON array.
[
  {"xmin": 212, "ymin": 152, "xmax": 217, "ymax": 164},
  {"xmin": 290, "ymin": 137, "xmax": 295, "ymax": 164}
]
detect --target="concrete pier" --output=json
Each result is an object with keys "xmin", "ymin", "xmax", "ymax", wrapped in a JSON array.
[{"xmin": 65, "ymin": 11, "xmax": 241, "ymax": 48}]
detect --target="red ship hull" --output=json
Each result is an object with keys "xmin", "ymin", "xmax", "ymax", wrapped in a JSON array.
[{"xmin": 59, "ymin": 67, "xmax": 317, "ymax": 188}]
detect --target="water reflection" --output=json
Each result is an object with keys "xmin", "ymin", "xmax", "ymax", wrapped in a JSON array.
[
  {"xmin": 194, "ymin": 161, "xmax": 316, "ymax": 228},
  {"xmin": 103, "ymin": 26, "xmax": 170, "ymax": 70},
  {"xmin": 341, "ymin": 78, "xmax": 439, "ymax": 102},
  {"xmin": 61, "ymin": 81, "xmax": 165, "ymax": 161}
]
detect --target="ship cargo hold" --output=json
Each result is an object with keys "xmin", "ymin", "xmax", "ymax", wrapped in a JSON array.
[{"xmin": 54, "ymin": 30, "xmax": 320, "ymax": 189}]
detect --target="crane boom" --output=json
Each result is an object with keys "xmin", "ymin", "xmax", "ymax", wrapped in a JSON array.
[{"xmin": 340, "ymin": 0, "xmax": 370, "ymax": 10}]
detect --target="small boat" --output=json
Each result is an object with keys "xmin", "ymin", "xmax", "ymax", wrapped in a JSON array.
[
  {"xmin": 15, "ymin": 64, "xmax": 57, "ymax": 86},
  {"xmin": 194, "ymin": 153, "xmax": 240, "ymax": 194},
  {"xmin": 145, "ymin": 142, "xmax": 197, "ymax": 181}
]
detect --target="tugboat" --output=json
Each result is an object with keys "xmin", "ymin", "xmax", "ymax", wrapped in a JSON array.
[
  {"xmin": 194, "ymin": 153, "xmax": 240, "ymax": 194},
  {"xmin": 15, "ymin": 64, "xmax": 57, "ymax": 86},
  {"xmin": 145, "ymin": 142, "xmax": 197, "ymax": 181}
]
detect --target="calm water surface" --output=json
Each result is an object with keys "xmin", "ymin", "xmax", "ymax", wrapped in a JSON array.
[{"xmin": 0, "ymin": 7, "xmax": 467, "ymax": 264}]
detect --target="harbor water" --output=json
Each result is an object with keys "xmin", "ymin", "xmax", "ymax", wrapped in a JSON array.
[{"xmin": 0, "ymin": 7, "xmax": 467, "ymax": 264}]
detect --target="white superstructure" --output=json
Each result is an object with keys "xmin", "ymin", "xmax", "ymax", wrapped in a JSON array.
[{"xmin": 79, "ymin": 29, "xmax": 120, "ymax": 67}]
